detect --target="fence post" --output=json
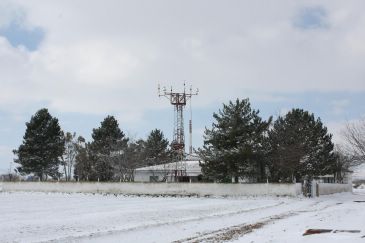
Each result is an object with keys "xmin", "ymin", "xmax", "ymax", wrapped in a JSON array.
[
  {"xmin": 316, "ymin": 182, "xmax": 319, "ymax": 197},
  {"xmin": 311, "ymin": 179, "xmax": 318, "ymax": 197}
]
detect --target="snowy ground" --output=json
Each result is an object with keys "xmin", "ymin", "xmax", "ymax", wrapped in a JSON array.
[{"xmin": 0, "ymin": 190, "xmax": 364, "ymax": 243}]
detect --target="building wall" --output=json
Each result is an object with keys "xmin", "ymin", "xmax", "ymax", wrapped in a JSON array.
[
  {"xmin": 134, "ymin": 171, "xmax": 166, "ymax": 182},
  {"xmin": 317, "ymin": 182, "xmax": 352, "ymax": 195},
  {"xmin": 134, "ymin": 171, "xmax": 201, "ymax": 182},
  {"xmin": 0, "ymin": 182, "xmax": 302, "ymax": 197}
]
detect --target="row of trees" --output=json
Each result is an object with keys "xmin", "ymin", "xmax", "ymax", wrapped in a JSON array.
[
  {"xmin": 13, "ymin": 99, "xmax": 364, "ymax": 183},
  {"xmin": 14, "ymin": 109, "xmax": 171, "ymax": 181},
  {"xmin": 74, "ymin": 116, "xmax": 171, "ymax": 181},
  {"xmin": 198, "ymin": 99, "xmax": 359, "ymax": 183}
]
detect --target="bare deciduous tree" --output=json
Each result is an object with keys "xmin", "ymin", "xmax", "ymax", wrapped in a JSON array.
[
  {"xmin": 109, "ymin": 139, "xmax": 142, "ymax": 182},
  {"xmin": 342, "ymin": 118, "xmax": 365, "ymax": 164},
  {"xmin": 62, "ymin": 132, "xmax": 84, "ymax": 181},
  {"xmin": 333, "ymin": 145, "xmax": 354, "ymax": 182}
]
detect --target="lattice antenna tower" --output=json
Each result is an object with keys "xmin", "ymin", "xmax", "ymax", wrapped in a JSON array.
[{"xmin": 158, "ymin": 83, "xmax": 198, "ymax": 174}]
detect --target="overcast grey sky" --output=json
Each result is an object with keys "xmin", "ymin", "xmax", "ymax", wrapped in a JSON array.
[{"xmin": 0, "ymin": 0, "xmax": 365, "ymax": 173}]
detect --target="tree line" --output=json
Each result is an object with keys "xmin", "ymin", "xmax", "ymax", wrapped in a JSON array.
[
  {"xmin": 13, "ymin": 98, "xmax": 363, "ymax": 183},
  {"xmin": 13, "ymin": 109, "xmax": 171, "ymax": 181},
  {"xmin": 198, "ymin": 99, "xmax": 360, "ymax": 183}
]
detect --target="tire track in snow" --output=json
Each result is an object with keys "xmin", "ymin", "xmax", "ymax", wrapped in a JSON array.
[{"xmin": 173, "ymin": 201, "xmax": 339, "ymax": 243}]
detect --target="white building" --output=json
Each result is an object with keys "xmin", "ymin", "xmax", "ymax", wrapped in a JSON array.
[{"xmin": 134, "ymin": 160, "xmax": 202, "ymax": 182}]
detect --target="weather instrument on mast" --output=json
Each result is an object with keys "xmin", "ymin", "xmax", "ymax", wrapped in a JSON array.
[{"xmin": 158, "ymin": 83, "xmax": 199, "ymax": 181}]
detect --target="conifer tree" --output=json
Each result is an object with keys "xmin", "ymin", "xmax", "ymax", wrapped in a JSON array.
[
  {"xmin": 13, "ymin": 108, "xmax": 64, "ymax": 180},
  {"xmin": 267, "ymin": 109, "xmax": 335, "ymax": 182},
  {"xmin": 198, "ymin": 99, "xmax": 272, "ymax": 182},
  {"xmin": 90, "ymin": 115, "xmax": 128, "ymax": 181},
  {"xmin": 144, "ymin": 129, "xmax": 170, "ymax": 166}
]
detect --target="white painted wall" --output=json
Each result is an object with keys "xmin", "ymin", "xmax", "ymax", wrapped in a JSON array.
[
  {"xmin": 317, "ymin": 183, "xmax": 352, "ymax": 195},
  {"xmin": 134, "ymin": 171, "xmax": 168, "ymax": 182},
  {"xmin": 0, "ymin": 182, "xmax": 303, "ymax": 197}
]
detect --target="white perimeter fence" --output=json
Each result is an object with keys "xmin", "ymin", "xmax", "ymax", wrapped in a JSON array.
[
  {"xmin": 0, "ymin": 182, "xmax": 304, "ymax": 197},
  {"xmin": 0, "ymin": 181, "xmax": 352, "ymax": 197},
  {"xmin": 317, "ymin": 183, "xmax": 352, "ymax": 196}
]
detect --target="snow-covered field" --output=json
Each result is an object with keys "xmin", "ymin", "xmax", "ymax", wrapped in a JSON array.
[{"xmin": 0, "ymin": 190, "xmax": 364, "ymax": 243}]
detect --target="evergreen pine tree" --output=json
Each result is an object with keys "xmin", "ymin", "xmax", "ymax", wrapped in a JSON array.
[
  {"xmin": 144, "ymin": 129, "xmax": 170, "ymax": 166},
  {"xmin": 90, "ymin": 115, "xmax": 128, "ymax": 181},
  {"xmin": 198, "ymin": 98, "xmax": 272, "ymax": 182},
  {"xmin": 267, "ymin": 109, "xmax": 335, "ymax": 182},
  {"xmin": 13, "ymin": 108, "xmax": 65, "ymax": 180}
]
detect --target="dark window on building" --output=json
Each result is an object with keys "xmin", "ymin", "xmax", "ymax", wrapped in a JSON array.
[{"xmin": 150, "ymin": 176, "xmax": 159, "ymax": 182}]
